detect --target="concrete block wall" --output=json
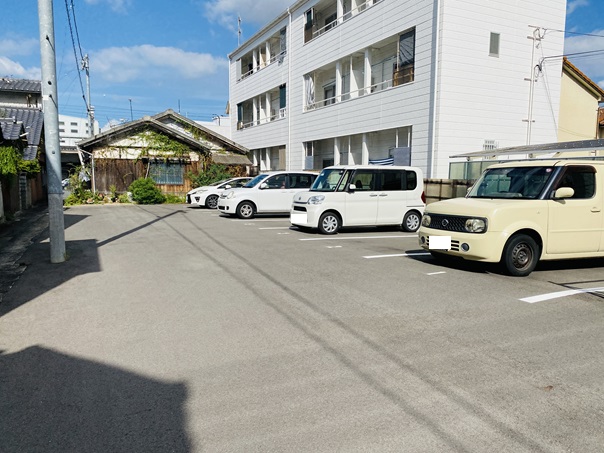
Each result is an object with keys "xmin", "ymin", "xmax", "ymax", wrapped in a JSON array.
[{"xmin": 424, "ymin": 179, "xmax": 473, "ymax": 204}]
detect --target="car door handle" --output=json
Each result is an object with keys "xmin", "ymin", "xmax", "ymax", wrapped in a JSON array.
[
  {"xmin": 379, "ymin": 193, "xmax": 388, "ymax": 197},
  {"xmin": 369, "ymin": 194, "xmax": 378, "ymax": 197},
  {"xmin": 591, "ymin": 207, "xmax": 601, "ymax": 212}
]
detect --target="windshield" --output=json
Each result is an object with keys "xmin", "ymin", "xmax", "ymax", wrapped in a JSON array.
[
  {"xmin": 468, "ymin": 166, "xmax": 555, "ymax": 199},
  {"xmin": 244, "ymin": 174, "xmax": 269, "ymax": 188},
  {"xmin": 311, "ymin": 168, "xmax": 346, "ymax": 192}
]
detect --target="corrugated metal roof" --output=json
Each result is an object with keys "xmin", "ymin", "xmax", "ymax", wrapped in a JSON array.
[
  {"xmin": 452, "ymin": 138, "xmax": 604, "ymax": 159},
  {"xmin": 0, "ymin": 78, "xmax": 42, "ymax": 93},
  {"xmin": 211, "ymin": 153, "xmax": 253, "ymax": 165},
  {"xmin": 0, "ymin": 107, "xmax": 44, "ymax": 146}
]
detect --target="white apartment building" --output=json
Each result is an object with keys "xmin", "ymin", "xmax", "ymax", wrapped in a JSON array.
[
  {"xmin": 59, "ymin": 114, "xmax": 99, "ymax": 147},
  {"xmin": 229, "ymin": 0, "xmax": 567, "ymax": 178}
]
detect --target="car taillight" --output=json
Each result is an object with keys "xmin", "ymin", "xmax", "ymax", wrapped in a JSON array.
[{"xmin": 421, "ymin": 191, "xmax": 426, "ymax": 204}]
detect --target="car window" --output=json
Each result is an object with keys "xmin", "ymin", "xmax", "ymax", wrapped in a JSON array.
[
  {"xmin": 266, "ymin": 174, "xmax": 287, "ymax": 189},
  {"xmin": 553, "ymin": 166, "xmax": 596, "ymax": 199},
  {"xmin": 468, "ymin": 166, "xmax": 554, "ymax": 199},
  {"xmin": 290, "ymin": 174, "xmax": 314, "ymax": 189},
  {"xmin": 336, "ymin": 170, "xmax": 353, "ymax": 192},
  {"xmin": 351, "ymin": 170, "xmax": 375, "ymax": 191},
  {"xmin": 233, "ymin": 178, "xmax": 250, "ymax": 188}
]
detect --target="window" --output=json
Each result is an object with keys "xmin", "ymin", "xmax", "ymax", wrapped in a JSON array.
[
  {"xmin": 555, "ymin": 166, "xmax": 596, "ymax": 199},
  {"xmin": 324, "ymin": 84, "xmax": 336, "ymax": 106},
  {"xmin": 289, "ymin": 174, "xmax": 314, "ymax": 189},
  {"xmin": 148, "ymin": 161, "xmax": 184, "ymax": 185},
  {"xmin": 351, "ymin": 170, "xmax": 375, "ymax": 191},
  {"xmin": 70, "ymin": 122, "xmax": 78, "ymax": 126},
  {"xmin": 395, "ymin": 28, "xmax": 415, "ymax": 85},
  {"xmin": 304, "ymin": 8, "xmax": 314, "ymax": 43},
  {"xmin": 266, "ymin": 174, "xmax": 287, "ymax": 189},
  {"xmin": 71, "ymin": 129, "xmax": 78, "ymax": 133},
  {"xmin": 489, "ymin": 32, "xmax": 500, "ymax": 57}
]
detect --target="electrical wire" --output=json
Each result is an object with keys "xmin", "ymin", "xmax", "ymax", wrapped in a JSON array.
[
  {"xmin": 64, "ymin": 0, "xmax": 87, "ymax": 112},
  {"xmin": 70, "ymin": 0, "xmax": 85, "ymax": 62}
]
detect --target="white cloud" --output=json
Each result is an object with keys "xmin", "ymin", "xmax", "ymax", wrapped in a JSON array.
[
  {"xmin": 0, "ymin": 56, "xmax": 41, "ymax": 80},
  {"xmin": 0, "ymin": 38, "xmax": 39, "ymax": 57},
  {"xmin": 84, "ymin": 0, "xmax": 132, "ymax": 13},
  {"xmin": 203, "ymin": 0, "xmax": 292, "ymax": 32},
  {"xmin": 564, "ymin": 31, "xmax": 604, "ymax": 84},
  {"xmin": 566, "ymin": 0, "xmax": 589, "ymax": 15},
  {"xmin": 91, "ymin": 45, "xmax": 228, "ymax": 83}
]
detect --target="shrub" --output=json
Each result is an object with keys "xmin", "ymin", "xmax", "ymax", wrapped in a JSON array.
[
  {"xmin": 187, "ymin": 163, "xmax": 233, "ymax": 188},
  {"xmin": 164, "ymin": 194, "xmax": 185, "ymax": 204},
  {"xmin": 128, "ymin": 178, "xmax": 165, "ymax": 204},
  {"xmin": 118, "ymin": 193, "xmax": 130, "ymax": 203}
]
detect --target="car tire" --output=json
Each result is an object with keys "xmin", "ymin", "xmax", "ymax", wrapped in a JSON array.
[
  {"xmin": 502, "ymin": 234, "xmax": 540, "ymax": 277},
  {"xmin": 318, "ymin": 212, "xmax": 340, "ymax": 235},
  {"xmin": 205, "ymin": 194, "xmax": 219, "ymax": 209},
  {"xmin": 402, "ymin": 211, "xmax": 421, "ymax": 232},
  {"xmin": 236, "ymin": 201, "xmax": 255, "ymax": 219}
]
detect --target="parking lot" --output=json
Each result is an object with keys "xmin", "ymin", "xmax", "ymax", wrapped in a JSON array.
[{"xmin": 1, "ymin": 203, "xmax": 603, "ymax": 452}]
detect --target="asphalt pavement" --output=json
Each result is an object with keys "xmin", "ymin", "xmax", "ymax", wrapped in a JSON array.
[{"xmin": 1, "ymin": 204, "xmax": 603, "ymax": 453}]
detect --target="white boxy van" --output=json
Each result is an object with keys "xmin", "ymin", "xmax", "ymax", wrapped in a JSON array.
[
  {"xmin": 418, "ymin": 160, "xmax": 604, "ymax": 276},
  {"xmin": 218, "ymin": 171, "xmax": 319, "ymax": 219},
  {"xmin": 290, "ymin": 165, "xmax": 425, "ymax": 234}
]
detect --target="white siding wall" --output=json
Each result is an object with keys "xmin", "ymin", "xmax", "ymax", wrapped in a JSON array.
[
  {"xmin": 434, "ymin": 0, "xmax": 566, "ymax": 177},
  {"xmin": 229, "ymin": 0, "xmax": 566, "ymax": 178}
]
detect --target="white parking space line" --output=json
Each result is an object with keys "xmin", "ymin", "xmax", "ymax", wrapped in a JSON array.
[
  {"xmin": 229, "ymin": 218, "xmax": 289, "ymax": 222},
  {"xmin": 520, "ymin": 287, "xmax": 604, "ymax": 303},
  {"xmin": 259, "ymin": 227, "xmax": 292, "ymax": 230},
  {"xmin": 363, "ymin": 252, "xmax": 431, "ymax": 259},
  {"xmin": 427, "ymin": 271, "xmax": 447, "ymax": 275},
  {"xmin": 300, "ymin": 235, "xmax": 414, "ymax": 241}
]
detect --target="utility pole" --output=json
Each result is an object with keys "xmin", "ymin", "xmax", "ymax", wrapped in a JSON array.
[
  {"xmin": 525, "ymin": 26, "xmax": 543, "ymax": 145},
  {"xmin": 129, "ymin": 98, "xmax": 133, "ymax": 121},
  {"xmin": 81, "ymin": 54, "xmax": 94, "ymax": 137},
  {"xmin": 38, "ymin": 0, "xmax": 66, "ymax": 263}
]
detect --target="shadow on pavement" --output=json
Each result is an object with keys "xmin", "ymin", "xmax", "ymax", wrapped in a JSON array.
[{"xmin": 0, "ymin": 345, "xmax": 190, "ymax": 452}]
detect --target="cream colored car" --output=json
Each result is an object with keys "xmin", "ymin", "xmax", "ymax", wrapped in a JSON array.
[{"xmin": 418, "ymin": 160, "xmax": 604, "ymax": 276}]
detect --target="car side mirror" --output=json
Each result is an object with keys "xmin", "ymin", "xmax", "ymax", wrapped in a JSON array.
[
  {"xmin": 553, "ymin": 187, "xmax": 574, "ymax": 199},
  {"xmin": 224, "ymin": 184, "xmax": 232, "ymax": 189},
  {"xmin": 260, "ymin": 182, "xmax": 268, "ymax": 189},
  {"xmin": 348, "ymin": 183, "xmax": 357, "ymax": 192}
]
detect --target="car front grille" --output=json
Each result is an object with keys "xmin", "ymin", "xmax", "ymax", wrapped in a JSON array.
[{"xmin": 425, "ymin": 214, "xmax": 469, "ymax": 232}]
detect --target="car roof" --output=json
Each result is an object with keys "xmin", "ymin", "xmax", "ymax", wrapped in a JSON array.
[
  {"xmin": 486, "ymin": 159, "xmax": 604, "ymax": 169},
  {"xmin": 322, "ymin": 165, "xmax": 422, "ymax": 171}
]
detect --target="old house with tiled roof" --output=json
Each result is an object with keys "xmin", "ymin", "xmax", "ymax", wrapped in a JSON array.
[
  {"xmin": 0, "ymin": 78, "xmax": 46, "ymax": 218},
  {"xmin": 78, "ymin": 109, "xmax": 252, "ymax": 195}
]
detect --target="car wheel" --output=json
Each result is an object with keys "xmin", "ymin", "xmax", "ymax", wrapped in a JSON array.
[
  {"xmin": 502, "ymin": 234, "xmax": 539, "ymax": 277},
  {"xmin": 402, "ymin": 211, "xmax": 421, "ymax": 232},
  {"xmin": 237, "ymin": 201, "xmax": 255, "ymax": 219},
  {"xmin": 318, "ymin": 212, "xmax": 340, "ymax": 235},
  {"xmin": 205, "ymin": 194, "xmax": 219, "ymax": 209}
]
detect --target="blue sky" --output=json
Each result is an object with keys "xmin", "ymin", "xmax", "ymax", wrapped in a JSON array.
[{"xmin": 1, "ymin": 0, "xmax": 603, "ymax": 128}]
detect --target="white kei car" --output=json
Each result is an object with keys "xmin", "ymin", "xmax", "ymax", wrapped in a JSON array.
[{"xmin": 186, "ymin": 177, "xmax": 252, "ymax": 209}]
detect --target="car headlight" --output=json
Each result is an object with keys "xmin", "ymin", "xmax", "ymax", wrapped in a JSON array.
[
  {"xmin": 421, "ymin": 214, "xmax": 431, "ymax": 227},
  {"xmin": 464, "ymin": 218, "xmax": 487, "ymax": 233},
  {"xmin": 226, "ymin": 191, "xmax": 235, "ymax": 199},
  {"xmin": 307, "ymin": 195, "xmax": 325, "ymax": 205}
]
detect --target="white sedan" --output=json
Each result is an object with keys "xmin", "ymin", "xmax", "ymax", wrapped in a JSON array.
[{"xmin": 187, "ymin": 177, "xmax": 252, "ymax": 209}]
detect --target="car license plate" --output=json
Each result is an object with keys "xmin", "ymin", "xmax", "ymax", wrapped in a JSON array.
[
  {"xmin": 429, "ymin": 235, "xmax": 451, "ymax": 250},
  {"xmin": 290, "ymin": 212, "xmax": 307, "ymax": 225}
]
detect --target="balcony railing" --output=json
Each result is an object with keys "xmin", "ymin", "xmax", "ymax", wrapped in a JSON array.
[
  {"xmin": 238, "ymin": 50, "xmax": 287, "ymax": 82},
  {"xmin": 305, "ymin": 0, "xmax": 383, "ymax": 43},
  {"xmin": 304, "ymin": 67, "xmax": 413, "ymax": 112},
  {"xmin": 237, "ymin": 108, "xmax": 288, "ymax": 130}
]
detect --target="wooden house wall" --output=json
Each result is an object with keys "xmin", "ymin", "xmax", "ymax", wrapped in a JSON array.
[{"xmin": 94, "ymin": 159, "xmax": 202, "ymax": 195}]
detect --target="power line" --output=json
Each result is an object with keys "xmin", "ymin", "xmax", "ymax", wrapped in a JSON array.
[{"xmin": 64, "ymin": 0, "xmax": 87, "ymax": 111}]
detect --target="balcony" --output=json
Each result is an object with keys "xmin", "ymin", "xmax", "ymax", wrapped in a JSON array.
[
  {"xmin": 304, "ymin": 0, "xmax": 383, "ymax": 44},
  {"xmin": 236, "ymin": 86, "xmax": 287, "ymax": 130},
  {"xmin": 237, "ymin": 27, "xmax": 287, "ymax": 82},
  {"xmin": 303, "ymin": 32, "xmax": 414, "ymax": 111}
]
